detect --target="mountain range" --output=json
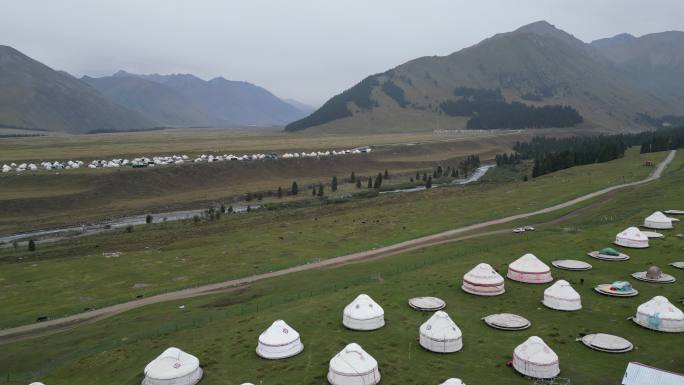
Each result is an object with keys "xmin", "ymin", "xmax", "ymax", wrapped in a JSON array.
[
  {"xmin": 286, "ymin": 21, "xmax": 684, "ymax": 133},
  {"xmin": 0, "ymin": 46, "xmax": 309, "ymax": 133}
]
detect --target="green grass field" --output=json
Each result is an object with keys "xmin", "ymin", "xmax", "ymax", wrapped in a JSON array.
[
  {"xmin": 1, "ymin": 150, "xmax": 682, "ymax": 385},
  {"xmin": 0, "ymin": 149, "xmax": 668, "ymax": 329}
]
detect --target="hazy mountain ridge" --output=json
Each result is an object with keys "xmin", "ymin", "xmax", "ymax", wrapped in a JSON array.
[
  {"xmin": 591, "ymin": 31, "xmax": 684, "ymax": 103},
  {"xmin": 287, "ymin": 21, "xmax": 683, "ymax": 133},
  {"xmin": 0, "ymin": 45, "xmax": 155, "ymax": 133}
]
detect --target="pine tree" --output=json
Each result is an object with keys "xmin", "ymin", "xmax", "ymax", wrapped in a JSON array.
[
  {"xmin": 356, "ymin": 179, "xmax": 362, "ymax": 188},
  {"xmin": 145, "ymin": 214, "xmax": 153, "ymax": 224},
  {"xmin": 220, "ymin": 204, "xmax": 226, "ymax": 213},
  {"xmin": 374, "ymin": 173, "xmax": 383, "ymax": 188},
  {"xmin": 228, "ymin": 205, "xmax": 233, "ymax": 213},
  {"xmin": 367, "ymin": 177, "xmax": 373, "ymax": 188},
  {"xmin": 425, "ymin": 176, "xmax": 433, "ymax": 189},
  {"xmin": 384, "ymin": 169, "xmax": 389, "ymax": 179},
  {"xmin": 317, "ymin": 183, "xmax": 324, "ymax": 196},
  {"xmin": 277, "ymin": 187, "xmax": 283, "ymax": 198},
  {"xmin": 312, "ymin": 186, "xmax": 317, "ymax": 196},
  {"xmin": 350, "ymin": 171, "xmax": 356, "ymax": 183},
  {"xmin": 416, "ymin": 171, "xmax": 420, "ymax": 180},
  {"xmin": 28, "ymin": 239, "xmax": 36, "ymax": 252},
  {"xmin": 422, "ymin": 173, "xmax": 427, "ymax": 182},
  {"xmin": 451, "ymin": 169, "xmax": 457, "ymax": 177},
  {"xmin": 291, "ymin": 181, "xmax": 298, "ymax": 195},
  {"xmin": 331, "ymin": 176, "xmax": 338, "ymax": 192}
]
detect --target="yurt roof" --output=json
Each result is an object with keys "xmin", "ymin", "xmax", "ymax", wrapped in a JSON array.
[
  {"xmin": 464, "ymin": 263, "xmax": 504, "ymax": 284},
  {"xmin": 645, "ymin": 211, "xmax": 672, "ymax": 223},
  {"xmin": 580, "ymin": 333, "xmax": 633, "ymax": 353},
  {"xmin": 617, "ymin": 227, "xmax": 648, "ymax": 241},
  {"xmin": 408, "ymin": 297, "xmax": 446, "ymax": 311},
  {"xmin": 637, "ymin": 296, "xmax": 684, "ymax": 320},
  {"xmin": 440, "ymin": 379, "xmax": 466, "ymax": 385},
  {"xmin": 144, "ymin": 347, "xmax": 200, "ymax": 380},
  {"xmin": 544, "ymin": 280, "xmax": 580, "ymax": 300},
  {"xmin": 330, "ymin": 343, "xmax": 378, "ymax": 374},
  {"xmin": 258, "ymin": 320, "xmax": 300, "ymax": 346},
  {"xmin": 344, "ymin": 294, "xmax": 384, "ymax": 319},
  {"xmin": 420, "ymin": 311, "xmax": 462, "ymax": 340},
  {"xmin": 509, "ymin": 254, "xmax": 550, "ymax": 273},
  {"xmin": 514, "ymin": 336, "xmax": 558, "ymax": 365}
]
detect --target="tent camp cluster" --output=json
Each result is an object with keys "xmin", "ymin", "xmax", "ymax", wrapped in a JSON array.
[
  {"xmin": 1, "ymin": 147, "xmax": 371, "ymax": 174},
  {"xmin": 30, "ymin": 210, "xmax": 684, "ymax": 385}
]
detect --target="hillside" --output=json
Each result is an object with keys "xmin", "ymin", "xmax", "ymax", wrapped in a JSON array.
[
  {"xmin": 106, "ymin": 71, "xmax": 307, "ymax": 127},
  {"xmin": 81, "ymin": 75, "xmax": 214, "ymax": 127},
  {"xmin": 592, "ymin": 31, "xmax": 684, "ymax": 104},
  {"xmin": 287, "ymin": 21, "xmax": 681, "ymax": 133},
  {"xmin": 0, "ymin": 46, "xmax": 154, "ymax": 133}
]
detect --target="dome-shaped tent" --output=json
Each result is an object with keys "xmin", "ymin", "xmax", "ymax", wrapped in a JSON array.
[
  {"xmin": 633, "ymin": 296, "xmax": 684, "ymax": 332},
  {"xmin": 142, "ymin": 347, "xmax": 203, "ymax": 385},
  {"xmin": 419, "ymin": 311, "xmax": 463, "ymax": 353},
  {"xmin": 343, "ymin": 294, "xmax": 385, "ymax": 331},
  {"xmin": 440, "ymin": 379, "xmax": 466, "ymax": 385},
  {"xmin": 512, "ymin": 336, "xmax": 560, "ymax": 379},
  {"xmin": 256, "ymin": 319, "xmax": 304, "ymax": 359},
  {"xmin": 615, "ymin": 227, "xmax": 649, "ymax": 248},
  {"xmin": 542, "ymin": 280, "xmax": 582, "ymax": 311},
  {"xmin": 507, "ymin": 254, "xmax": 552, "ymax": 283},
  {"xmin": 462, "ymin": 263, "xmax": 505, "ymax": 296},
  {"xmin": 327, "ymin": 343, "xmax": 381, "ymax": 385},
  {"xmin": 631, "ymin": 266, "xmax": 676, "ymax": 283},
  {"xmin": 644, "ymin": 211, "xmax": 674, "ymax": 229}
]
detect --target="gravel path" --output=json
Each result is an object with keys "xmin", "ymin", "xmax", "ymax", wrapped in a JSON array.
[{"xmin": 0, "ymin": 150, "xmax": 675, "ymax": 344}]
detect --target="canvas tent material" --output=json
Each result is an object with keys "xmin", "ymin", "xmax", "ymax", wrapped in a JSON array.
[
  {"xmin": 462, "ymin": 263, "xmax": 505, "ymax": 296},
  {"xmin": 29, "ymin": 383, "xmax": 46, "ymax": 385},
  {"xmin": 595, "ymin": 281, "xmax": 639, "ymax": 297},
  {"xmin": 343, "ymin": 294, "xmax": 385, "ymax": 331},
  {"xmin": 670, "ymin": 262, "xmax": 684, "ymax": 270},
  {"xmin": 642, "ymin": 231, "xmax": 665, "ymax": 239},
  {"xmin": 482, "ymin": 313, "xmax": 531, "ymax": 331},
  {"xmin": 587, "ymin": 249, "xmax": 630, "ymax": 261},
  {"xmin": 408, "ymin": 297, "xmax": 446, "ymax": 311},
  {"xmin": 615, "ymin": 227, "xmax": 649, "ymax": 248},
  {"xmin": 644, "ymin": 211, "xmax": 675, "ymax": 229},
  {"xmin": 621, "ymin": 362, "xmax": 684, "ymax": 385},
  {"xmin": 633, "ymin": 296, "xmax": 684, "ymax": 333},
  {"xmin": 327, "ymin": 343, "xmax": 381, "ymax": 385},
  {"xmin": 142, "ymin": 347, "xmax": 203, "ymax": 385},
  {"xmin": 551, "ymin": 260, "xmax": 592, "ymax": 271},
  {"xmin": 543, "ymin": 280, "xmax": 582, "ymax": 311},
  {"xmin": 507, "ymin": 254, "xmax": 553, "ymax": 283},
  {"xmin": 256, "ymin": 320, "xmax": 304, "ymax": 359},
  {"xmin": 631, "ymin": 266, "xmax": 676, "ymax": 283},
  {"xmin": 579, "ymin": 333, "xmax": 633, "ymax": 353},
  {"xmin": 419, "ymin": 311, "xmax": 463, "ymax": 353},
  {"xmin": 665, "ymin": 210, "xmax": 684, "ymax": 215},
  {"xmin": 440, "ymin": 379, "xmax": 466, "ymax": 385},
  {"xmin": 512, "ymin": 336, "xmax": 560, "ymax": 379}
]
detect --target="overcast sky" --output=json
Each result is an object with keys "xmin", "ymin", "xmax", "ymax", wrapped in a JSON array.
[{"xmin": 2, "ymin": 0, "xmax": 683, "ymax": 106}]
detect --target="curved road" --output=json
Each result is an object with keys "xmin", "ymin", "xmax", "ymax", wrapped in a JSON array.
[{"xmin": 0, "ymin": 150, "xmax": 676, "ymax": 344}]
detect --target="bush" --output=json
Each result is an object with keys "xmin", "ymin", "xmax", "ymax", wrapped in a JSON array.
[
  {"xmin": 145, "ymin": 214, "xmax": 153, "ymax": 224},
  {"xmin": 28, "ymin": 239, "xmax": 36, "ymax": 252}
]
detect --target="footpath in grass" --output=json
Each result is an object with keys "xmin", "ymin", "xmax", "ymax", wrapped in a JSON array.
[
  {"xmin": 1, "ymin": 154, "xmax": 683, "ymax": 384},
  {"xmin": 0, "ymin": 149, "xmax": 670, "ymax": 328}
]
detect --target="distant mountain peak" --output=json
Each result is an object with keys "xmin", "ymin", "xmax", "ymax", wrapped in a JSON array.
[{"xmin": 514, "ymin": 20, "xmax": 562, "ymax": 36}]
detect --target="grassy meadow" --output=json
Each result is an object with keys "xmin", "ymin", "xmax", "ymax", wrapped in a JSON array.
[
  {"xmin": 0, "ymin": 149, "xmax": 671, "ymax": 328},
  {"xmin": 0, "ymin": 150, "xmax": 682, "ymax": 385}
]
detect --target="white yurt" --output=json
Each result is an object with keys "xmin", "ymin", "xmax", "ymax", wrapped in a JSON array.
[
  {"xmin": 142, "ymin": 347, "xmax": 203, "ymax": 385},
  {"xmin": 327, "ymin": 343, "xmax": 381, "ymax": 385},
  {"xmin": 542, "ymin": 280, "xmax": 582, "ymax": 311},
  {"xmin": 419, "ymin": 311, "xmax": 463, "ymax": 353},
  {"xmin": 343, "ymin": 294, "xmax": 385, "ymax": 331},
  {"xmin": 512, "ymin": 336, "xmax": 560, "ymax": 379},
  {"xmin": 614, "ymin": 227, "xmax": 649, "ymax": 248},
  {"xmin": 462, "ymin": 263, "xmax": 505, "ymax": 296},
  {"xmin": 634, "ymin": 296, "xmax": 684, "ymax": 332},
  {"xmin": 256, "ymin": 319, "xmax": 304, "ymax": 359},
  {"xmin": 29, "ymin": 383, "xmax": 46, "ymax": 385},
  {"xmin": 643, "ymin": 211, "xmax": 675, "ymax": 229},
  {"xmin": 440, "ymin": 379, "xmax": 466, "ymax": 385},
  {"xmin": 506, "ymin": 254, "xmax": 553, "ymax": 283}
]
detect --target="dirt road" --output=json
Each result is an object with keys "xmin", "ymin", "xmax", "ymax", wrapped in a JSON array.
[{"xmin": 0, "ymin": 150, "xmax": 675, "ymax": 344}]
